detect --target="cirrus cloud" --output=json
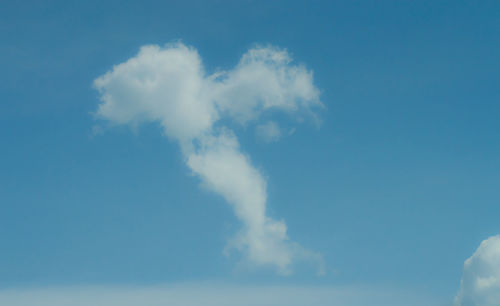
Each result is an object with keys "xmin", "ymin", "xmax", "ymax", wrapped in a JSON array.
[{"xmin": 0, "ymin": 284, "xmax": 441, "ymax": 306}]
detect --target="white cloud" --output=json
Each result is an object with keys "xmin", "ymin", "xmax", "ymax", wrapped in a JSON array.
[
  {"xmin": 256, "ymin": 121, "xmax": 282, "ymax": 143},
  {"xmin": 94, "ymin": 44, "xmax": 217, "ymax": 142},
  {"xmin": 0, "ymin": 284, "xmax": 441, "ymax": 306},
  {"xmin": 93, "ymin": 42, "xmax": 323, "ymax": 273},
  {"xmin": 211, "ymin": 46, "xmax": 321, "ymax": 124},
  {"xmin": 455, "ymin": 235, "xmax": 500, "ymax": 306}
]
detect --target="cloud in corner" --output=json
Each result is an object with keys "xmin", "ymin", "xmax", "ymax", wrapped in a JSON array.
[{"xmin": 455, "ymin": 235, "xmax": 500, "ymax": 306}]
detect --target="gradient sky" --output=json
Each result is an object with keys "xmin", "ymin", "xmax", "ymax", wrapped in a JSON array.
[{"xmin": 1, "ymin": 1, "xmax": 499, "ymax": 305}]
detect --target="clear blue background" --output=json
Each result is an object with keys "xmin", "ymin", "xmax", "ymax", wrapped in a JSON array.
[{"xmin": 1, "ymin": 0, "xmax": 499, "ymax": 300}]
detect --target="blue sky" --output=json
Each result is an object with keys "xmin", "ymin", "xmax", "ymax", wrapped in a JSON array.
[{"xmin": 1, "ymin": 1, "xmax": 499, "ymax": 305}]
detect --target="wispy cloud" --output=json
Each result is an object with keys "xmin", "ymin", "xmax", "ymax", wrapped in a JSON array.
[
  {"xmin": 0, "ymin": 284, "xmax": 442, "ymax": 306},
  {"xmin": 93, "ymin": 42, "xmax": 323, "ymax": 274},
  {"xmin": 255, "ymin": 121, "xmax": 282, "ymax": 143}
]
